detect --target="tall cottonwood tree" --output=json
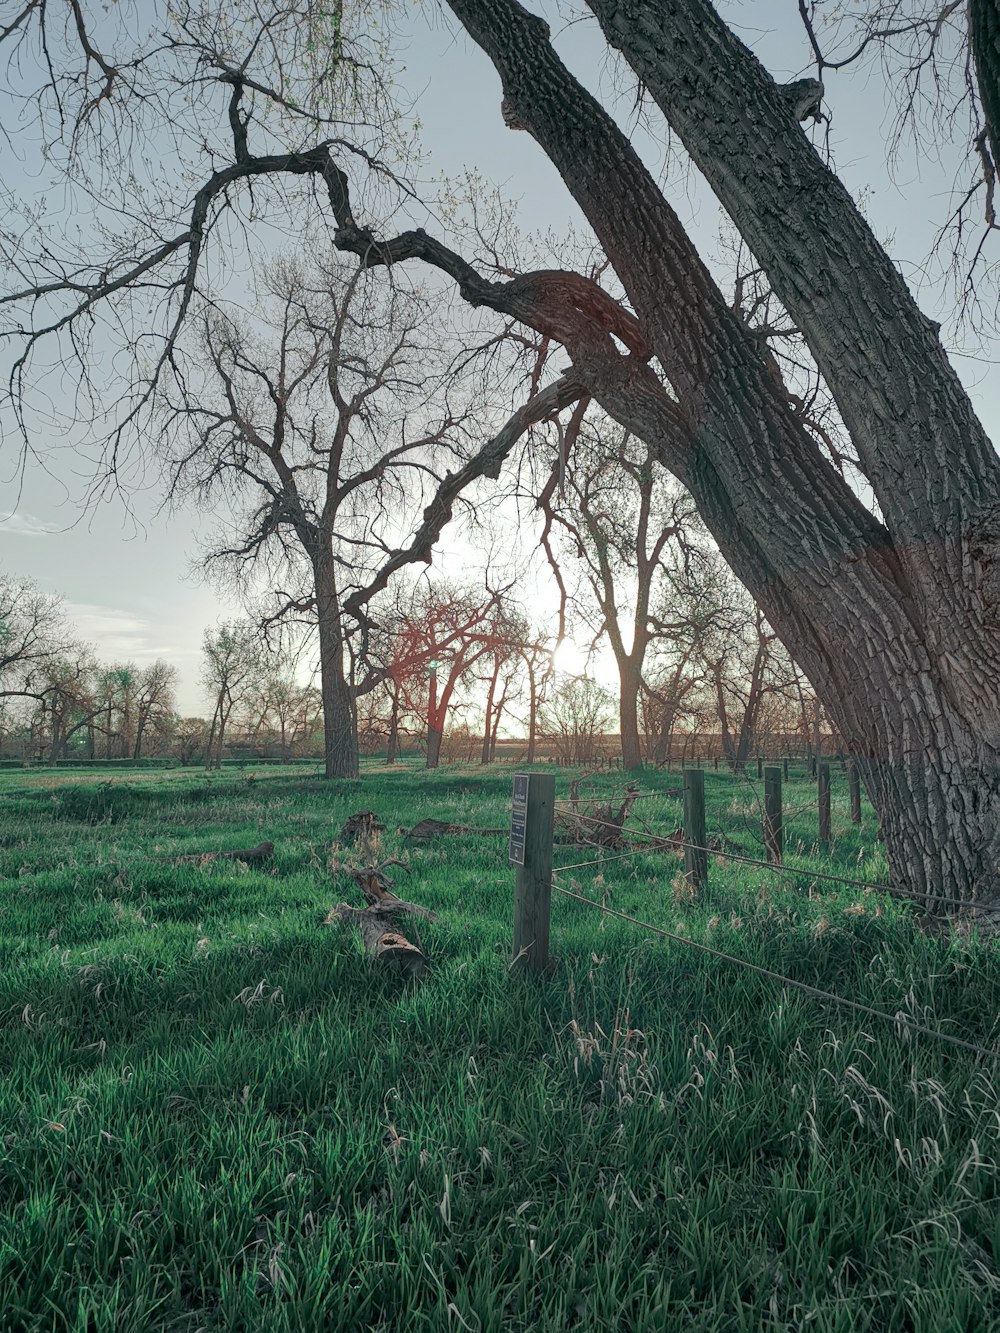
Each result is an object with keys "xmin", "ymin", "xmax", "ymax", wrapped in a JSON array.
[
  {"xmin": 4, "ymin": 0, "xmax": 1000, "ymax": 904},
  {"xmin": 165, "ymin": 258, "xmax": 485, "ymax": 778},
  {"xmin": 418, "ymin": 0, "xmax": 1000, "ymax": 908}
]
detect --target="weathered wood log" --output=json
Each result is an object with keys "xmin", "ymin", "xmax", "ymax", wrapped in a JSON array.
[
  {"xmin": 160, "ymin": 840, "xmax": 275, "ymax": 866},
  {"xmin": 346, "ymin": 858, "xmax": 411, "ymax": 904},
  {"xmin": 323, "ymin": 854, "xmax": 435, "ymax": 977},
  {"xmin": 337, "ymin": 810, "xmax": 385, "ymax": 844},
  {"xmin": 325, "ymin": 903, "xmax": 429, "ymax": 977}
]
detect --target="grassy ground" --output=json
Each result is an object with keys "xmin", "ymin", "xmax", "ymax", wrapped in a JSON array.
[{"xmin": 1, "ymin": 760, "xmax": 998, "ymax": 1332}]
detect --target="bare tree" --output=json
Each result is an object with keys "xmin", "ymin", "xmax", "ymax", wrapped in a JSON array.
[
  {"xmin": 167, "ymin": 253, "xmax": 579, "ymax": 778},
  {"xmin": 173, "ymin": 717, "xmax": 209, "ymax": 765},
  {"xmin": 168, "ymin": 260, "xmax": 460, "ymax": 777},
  {"xmin": 132, "ymin": 660, "xmax": 178, "ymax": 759},
  {"xmin": 546, "ymin": 415, "xmax": 702, "ymax": 771},
  {"xmin": 32, "ymin": 649, "xmax": 103, "ymax": 763},
  {"xmin": 516, "ymin": 629, "xmax": 556, "ymax": 766},
  {"xmin": 200, "ymin": 620, "xmax": 265, "ymax": 769},
  {"xmin": 695, "ymin": 571, "xmax": 797, "ymax": 772},
  {"xmin": 0, "ymin": 574, "xmax": 75, "ymax": 703},
  {"xmin": 382, "ymin": 581, "xmax": 514, "ymax": 769},
  {"xmin": 542, "ymin": 676, "xmax": 615, "ymax": 766},
  {"xmin": 6, "ymin": 0, "xmax": 1000, "ymax": 903},
  {"xmin": 239, "ymin": 675, "xmax": 320, "ymax": 759}
]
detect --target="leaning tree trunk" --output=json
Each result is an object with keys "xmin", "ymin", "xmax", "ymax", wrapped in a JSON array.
[
  {"xmin": 525, "ymin": 661, "xmax": 539, "ymax": 764},
  {"xmin": 315, "ymin": 561, "xmax": 360, "ymax": 780},
  {"xmin": 481, "ymin": 659, "xmax": 500, "ymax": 764},
  {"xmin": 443, "ymin": 0, "xmax": 1000, "ymax": 908},
  {"xmin": 972, "ymin": 0, "xmax": 1000, "ymax": 186},
  {"xmin": 214, "ymin": 712, "xmax": 227, "ymax": 770},
  {"xmin": 425, "ymin": 667, "xmax": 441, "ymax": 771}
]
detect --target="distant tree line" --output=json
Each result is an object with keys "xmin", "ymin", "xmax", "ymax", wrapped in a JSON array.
[{"xmin": 1, "ymin": 564, "xmax": 837, "ymax": 772}]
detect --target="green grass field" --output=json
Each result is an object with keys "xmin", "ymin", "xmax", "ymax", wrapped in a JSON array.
[{"xmin": 1, "ymin": 761, "xmax": 998, "ymax": 1331}]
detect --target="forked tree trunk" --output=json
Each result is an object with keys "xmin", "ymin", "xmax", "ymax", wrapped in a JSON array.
[{"xmin": 444, "ymin": 0, "xmax": 1000, "ymax": 908}]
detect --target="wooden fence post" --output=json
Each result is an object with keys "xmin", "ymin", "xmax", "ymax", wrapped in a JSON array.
[
  {"xmin": 848, "ymin": 761, "xmax": 862, "ymax": 826},
  {"xmin": 756, "ymin": 756, "xmax": 763, "ymax": 779},
  {"xmin": 510, "ymin": 773, "xmax": 555, "ymax": 974},
  {"xmin": 764, "ymin": 766, "xmax": 783, "ymax": 864},
  {"xmin": 818, "ymin": 761, "xmax": 831, "ymax": 854},
  {"xmin": 782, "ymin": 757, "xmax": 789, "ymax": 782},
  {"xmin": 683, "ymin": 768, "xmax": 707, "ymax": 892}
]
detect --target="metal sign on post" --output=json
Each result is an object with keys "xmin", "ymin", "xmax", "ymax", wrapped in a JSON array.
[{"xmin": 509, "ymin": 773, "xmax": 529, "ymax": 865}]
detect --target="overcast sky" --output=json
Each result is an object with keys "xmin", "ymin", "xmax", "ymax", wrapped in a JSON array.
[{"xmin": 2, "ymin": 1, "xmax": 997, "ymax": 714}]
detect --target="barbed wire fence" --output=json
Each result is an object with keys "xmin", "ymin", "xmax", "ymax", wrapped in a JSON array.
[
  {"xmin": 549, "ymin": 880, "xmax": 1000, "ymax": 1062},
  {"xmin": 509, "ymin": 767, "xmax": 1000, "ymax": 1064}
]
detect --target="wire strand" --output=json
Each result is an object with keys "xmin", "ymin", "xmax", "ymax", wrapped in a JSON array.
[
  {"xmin": 554, "ymin": 808, "xmax": 994, "ymax": 914},
  {"xmin": 553, "ymin": 849, "xmax": 645, "ymax": 874},
  {"xmin": 550, "ymin": 882, "xmax": 1000, "ymax": 1061}
]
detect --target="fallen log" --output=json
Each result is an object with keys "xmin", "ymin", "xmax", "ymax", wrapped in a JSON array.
[
  {"xmin": 325, "ymin": 903, "xmax": 428, "ymax": 977},
  {"xmin": 160, "ymin": 840, "xmax": 275, "ymax": 866},
  {"xmin": 323, "ymin": 857, "xmax": 434, "ymax": 978},
  {"xmin": 555, "ymin": 788, "xmax": 642, "ymax": 849}
]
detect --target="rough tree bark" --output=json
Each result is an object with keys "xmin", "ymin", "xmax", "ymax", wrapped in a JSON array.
[
  {"xmin": 439, "ymin": 0, "xmax": 1000, "ymax": 909},
  {"xmin": 618, "ymin": 660, "xmax": 644, "ymax": 773},
  {"xmin": 972, "ymin": 0, "xmax": 1000, "ymax": 174},
  {"xmin": 315, "ymin": 557, "xmax": 360, "ymax": 780}
]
